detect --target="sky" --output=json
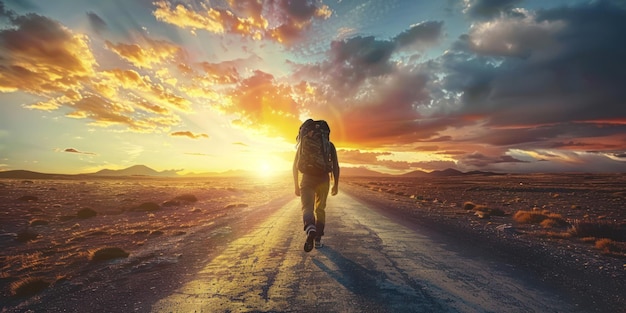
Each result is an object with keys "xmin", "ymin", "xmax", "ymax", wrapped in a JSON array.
[{"xmin": 1, "ymin": 0, "xmax": 625, "ymax": 176}]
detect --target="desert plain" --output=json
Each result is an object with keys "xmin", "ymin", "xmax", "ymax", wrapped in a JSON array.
[{"xmin": 0, "ymin": 172, "xmax": 625, "ymax": 312}]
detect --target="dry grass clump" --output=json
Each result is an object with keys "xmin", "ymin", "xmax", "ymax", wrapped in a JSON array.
[
  {"xmin": 465, "ymin": 202, "xmax": 505, "ymax": 219},
  {"xmin": 89, "ymin": 247, "xmax": 130, "ymax": 262},
  {"xmin": 163, "ymin": 194, "xmax": 199, "ymax": 207},
  {"xmin": 569, "ymin": 220, "xmax": 626, "ymax": 241},
  {"xmin": 16, "ymin": 229, "xmax": 39, "ymax": 242},
  {"xmin": 594, "ymin": 238, "xmax": 626, "ymax": 256},
  {"xmin": 16, "ymin": 195, "xmax": 38, "ymax": 201},
  {"xmin": 29, "ymin": 219, "xmax": 49, "ymax": 226},
  {"xmin": 533, "ymin": 230, "xmax": 572, "ymax": 239},
  {"xmin": 77, "ymin": 207, "xmax": 97, "ymax": 219},
  {"xmin": 129, "ymin": 202, "xmax": 160, "ymax": 212},
  {"xmin": 10, "ymin": 277, "xmax": 50, "ymax": 297},
  {"xmin": 513, "ymin": 210, "xmax": 567, "ymax": 228},
  {"xmin": 463, "ymin": 201, "xmax": 476, "ymax": 211}
]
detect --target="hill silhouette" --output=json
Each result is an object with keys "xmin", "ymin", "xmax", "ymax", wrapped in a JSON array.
[
  {"xmin": 0, "ymin": 165, "xmax": 502, "ymax": 179},
  {"xmin": 93, "ymin": 165, "xmax": 179, "ymax": 177},
  {"xmin": 341, "ymin": 167, "xmax": 391, "ymax": 177}
]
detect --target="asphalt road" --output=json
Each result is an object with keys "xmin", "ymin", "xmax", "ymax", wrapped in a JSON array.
[{"xmin": 152, "ymin": 192, "xmax": 579, "ymax": 313}]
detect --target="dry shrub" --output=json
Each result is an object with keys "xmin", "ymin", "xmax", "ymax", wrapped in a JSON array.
[
  {"xmin": 16, "ymin": 195, "xmax": 38, "ymax": 202},
  {"xmin": 77, "ymin": 207, "xmax": 97, "ymax": 219},
  {"xmin": 463, "ymin": 202, "xmax": 476, "ymax": 211},
  {"xmin": 539, "ymin": 213, "xmax": 568, "ymax": 228},
  {"xmin": 513, "ymin": 210, "xmax": 549, "ymax": 224},
  {"xmin": 464, "ymin": 202, "xmax": 505, "ymax": 217},
  {"xmin": 130, "ymin": 202, "xmax": 160, "ymax": 212},
  {"xmin": 29, "ymin": 219, "xmax": 49, "ymax": 226},
  {"xmin": 163, "ymin": 194, "xmax": 199, "ymax": 207},
  {"xmin": 569, "ymin": 220, "xmax": 626, "ymax": 241},
  {"xmin": 16, "ymin": 229, "xmax": 39, "ymax": 242},
  {"xmin": 89, "ymin": 247, "xmax": 130, "ymax": 262},
  {"xmin": 11, "ymin": 277, "xmax": 50, "ymax": 297},
  {"xmin": 595, "ymin": 239, "xmax": 626, "ymax": 256},
  {"xmin": 535, "ymin": 231, "xmax": 572, "ymax": 239}
]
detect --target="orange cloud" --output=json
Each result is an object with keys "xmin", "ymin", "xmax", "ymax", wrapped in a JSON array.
[
  {"xmin": 337, "ymin": 150, "xmax": 391, "ymax": 164},
  {"xmin": 0, "ymin": 13, "xmax": 97, "ymax": 96},
  {"xmin": 105, "ymin": 38, "xmax": 183, "ymax": 69},
  {"xmin": 152, "ymin": 0, "xmax": 331, "ymax": 45},
  {"xmin": 0, "ymin": 9, "xmax": 192, "ymax": 134},
  {"xmin": 226, "ymin": 70, "xmax": 302, "ymax": 139},
  {"xmin": 171, "ymin": 131, "xmax": 209, "ymax": 139}
]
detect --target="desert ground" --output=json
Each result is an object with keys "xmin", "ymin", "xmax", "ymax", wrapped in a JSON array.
[{"xmin": 0, "ymin": 173, "xmax": 625, "ymax": 312}]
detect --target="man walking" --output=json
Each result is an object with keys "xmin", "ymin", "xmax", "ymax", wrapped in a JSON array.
[{"xmin": 293, "ymin": 119, "xmax": 340, "ymax": 252}]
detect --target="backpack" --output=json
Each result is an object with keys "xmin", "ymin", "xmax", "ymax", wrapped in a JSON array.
[{"xmin": 296, "ymin": 119, "xmax": 333, "ymax": 175}]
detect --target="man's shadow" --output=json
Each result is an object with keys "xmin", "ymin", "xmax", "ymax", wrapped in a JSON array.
[
  {"xmin": 312, "ymin": 245, "xmax": 385, "ymax": 300},
  {"xmin": 310, "ymin": 244, "xmax": 447, "ymax": 311}
]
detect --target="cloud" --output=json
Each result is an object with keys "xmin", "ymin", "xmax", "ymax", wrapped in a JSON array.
[
  {"xmin": 407, "ymin": 1, "xmax": 626, "ymax": 172},
  {"xmin": 440, "ymin": 1, "xmax": 626, "ymax": 127},
  {"xmin": 0, "ymin": 8, "xmax": 192, "ymax": 133},
  {"xmin": 288, "ymin": 23, "xmax": 446, "ymax": 147},
  {"xmin": 337, "ymin": 149, "xmax": 391, "ymax": 164},
  {"xmin": 86, "ymin": 11, "xmax": 108, "ymax": 35},
  {"xmin": 152, "ymin": 0, "xmax": 331, "ymax": 45},
  {"xmin": 463, "ymin": 0, "xmax": 523, "ymax": 20},
  {"xmin": 226, "ymin": 70, "xmax": 302, "ymax": 139},
  {"xmin": 64, "ymin": 148, "xmax": 96, "ymax": 155},
  {"xmin": 394, "ymin": 21, "xmax": 444, "ymax": 50},
  {"xmin": 171, "ymin": 131, "xmax": 209, "ymax": 139},
  {"xmin": 105, "ymin": 38, "xmax": 183, "ymax": 69},
  {"xmin": 0, "ymin": 11, "xmax": 97, "ymax": 95},
  {"xmin": 458, "ymin": 152, "xmax": 527, "ymax": 168}
]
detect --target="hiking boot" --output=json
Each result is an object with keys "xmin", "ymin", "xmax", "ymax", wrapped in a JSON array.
[
  {"xmin": 314, "ymin": 238, "xmax": 323, "ymax": 249},
  {"xmin": 304, "ymin": 225, "xmax": 316, "ymax": 252}
]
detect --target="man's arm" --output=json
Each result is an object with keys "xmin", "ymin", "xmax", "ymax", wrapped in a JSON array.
[
  {"xmin": 330, "ymin": 143, "xmax": 339, "ymax": 196},
  {"xmin": 293, "ymin": 145, "xmax": 300, "ymax": 196}
]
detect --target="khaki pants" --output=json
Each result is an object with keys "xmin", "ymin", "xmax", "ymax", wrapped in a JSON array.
[{"xmin": 300, "ymin": 174, "xmax": 330, "ymax": 238}]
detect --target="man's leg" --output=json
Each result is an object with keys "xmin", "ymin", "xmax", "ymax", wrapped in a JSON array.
[
  {"xmin": 314, "ymin": 180, "xmax": 330, "ymax": 239},
  {"xmin": 300, "ymin": 185, "xmax": 317, "ymax": 252}
]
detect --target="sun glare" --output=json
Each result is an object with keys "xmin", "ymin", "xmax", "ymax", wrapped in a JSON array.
[{"xmin": 256, "ymin": 161, "xmax": 274, "ymax": 178}]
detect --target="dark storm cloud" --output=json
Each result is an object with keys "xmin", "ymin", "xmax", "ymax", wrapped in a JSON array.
[
  {"xmin": 290, "ymin": 20, "xmax": 446, "ymax": 147},
  {"xmin": 438, "ymin": 1, "xmax": 626, "ymax": 130},
  {"xmin": 458, "ymin": 152, "xmax": 526, "ymax": 168},
  {"xmin": 394, "ymin": 21, "xmax": 444, "ymax": 50}
]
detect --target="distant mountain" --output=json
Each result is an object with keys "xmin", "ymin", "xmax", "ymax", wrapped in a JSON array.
[
  {"xmin": 183, "ymin": 169, "xmax": 254, "ymax": 177},
  {"xmin": 465, "ymin": 170, "xmax": 502, "ymax": 176},
  {"xmin": 91, "ymin": 165, "xmax": 179, "ymax": 177},
  {"xmin": 0, "ymin": 165, "xmax": 505, "ymax": 180},
  {"xmin": 341, "ymin": 167, "xmax": 390, "ymax": 177},
  {"xmin": 399, "ymin": 170, "xmax": 429, "ymax": 178},
  {"xmin": 0, "ymin": 170, "xmax": 72, "ymax": 179},
  {"xmin": 429, "ymin": 168, "xmax": 464, "ymax": 177}
]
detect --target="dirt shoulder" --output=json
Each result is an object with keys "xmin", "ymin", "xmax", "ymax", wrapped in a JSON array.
[
  {"xmin": 342, "ymin": 174, "xmax": 626, "ymax": 313},
  {"xmin": 0, "ymin": 177, "xmax": 294, "ymax": 312}
]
